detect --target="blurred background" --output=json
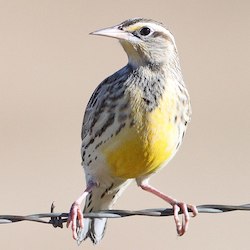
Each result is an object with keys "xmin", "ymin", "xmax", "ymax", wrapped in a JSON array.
[{"xmin": 0, "ymin": 0, "xmax": 249, "ymax": 249}]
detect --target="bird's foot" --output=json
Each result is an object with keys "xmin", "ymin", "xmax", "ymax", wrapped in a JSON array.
[
  {"xmin": 172, "ymin": 202, "xmax": 198, "ymax": 236},
  {"xmin": 66, "ymin": 202, "xmax": 84, "ymax": 240},
  {"xmin": 66, "ymin": 182, "xmax": 95, "ymax": 240},
  {"xmin": 138, "ymin": 181, "xmax": 198, "ymax": 236}
]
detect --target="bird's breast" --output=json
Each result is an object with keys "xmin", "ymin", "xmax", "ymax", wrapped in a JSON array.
[{"xmin": 102, "ymin": 84, "xmax": 181, "ymax": 179}]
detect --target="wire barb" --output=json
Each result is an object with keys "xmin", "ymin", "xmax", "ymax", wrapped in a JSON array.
[
  {"xmin": 49, "ymin": 202, "xmax": 64, "ymax": 228},
  {"xmin": 0, "ymin": 203, "xmax": 250, "ymax": 228}
]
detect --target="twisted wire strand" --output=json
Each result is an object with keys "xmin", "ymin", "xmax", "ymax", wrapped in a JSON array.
[{"xmin": 0, "ymin": 204, "xmax": 250, "ymax": 228}]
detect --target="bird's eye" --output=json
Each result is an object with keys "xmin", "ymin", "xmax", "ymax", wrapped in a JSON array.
[{"xmin": 139, "ymin": 27, "xmax": 151, "ymax": 36}]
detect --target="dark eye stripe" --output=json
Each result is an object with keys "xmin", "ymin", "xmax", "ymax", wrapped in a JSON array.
[{"xmin": 152, "ymin": 31, "xmax": 170, "ymax": 40}]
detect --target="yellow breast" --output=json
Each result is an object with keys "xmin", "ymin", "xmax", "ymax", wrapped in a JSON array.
[{"xmin": 102, "ymin": 85, "xmax": 179, "ymax": 179}]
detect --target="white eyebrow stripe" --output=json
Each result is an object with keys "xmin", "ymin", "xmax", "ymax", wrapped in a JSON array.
[{"xmin": 134, "ymin": 22, "xmax": 176, "ymax": 47}]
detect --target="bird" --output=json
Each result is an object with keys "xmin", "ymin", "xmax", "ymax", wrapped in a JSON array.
[{"xmin": 66, "ymin": 17, "xmax": 198, "ymax": 245}]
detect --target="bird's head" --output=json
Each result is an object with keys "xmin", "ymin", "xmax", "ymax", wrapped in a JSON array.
[{"xmin": 90, "ymin": 18, "xmax": 178, "ymax": 69}]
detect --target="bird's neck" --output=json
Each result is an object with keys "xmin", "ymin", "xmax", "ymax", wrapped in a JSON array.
[{"xmin": 121, "ymin": 41, "xmax": 182, "ymax": 81}]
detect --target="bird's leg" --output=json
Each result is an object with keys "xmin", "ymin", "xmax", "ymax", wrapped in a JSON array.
[
  {"xmin": 138, "ymin": 180, "xmax": 198, "ymax": 236},
  {"xmin": 67, "ymin": 181, "xmax": 96, "ymax": 239}
]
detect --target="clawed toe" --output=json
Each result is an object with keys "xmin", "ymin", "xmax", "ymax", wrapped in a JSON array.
[
  {"xmin": 173, "ymin": 202, "xmax": 197, "ymax": 236},
  {"xmin": 188, "ymin": 204, "xmax": 198, "ymax": 217},
  {"xmin": 67, "ymin": 202, "xmax": 84, "ymax": 240}
]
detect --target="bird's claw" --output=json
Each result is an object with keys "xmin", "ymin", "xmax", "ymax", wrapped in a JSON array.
[
  {"xmin": 66, "ymin": 202, "xmax": 84, "ymax": 240},
  {"xmin": 172, "ymin": 202, "xmax": 198, "ymax": 236}
]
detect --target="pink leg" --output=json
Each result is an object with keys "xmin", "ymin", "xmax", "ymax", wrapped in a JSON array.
[
  {"xmin": 139, "ymin": 180, "xmax": 198, "ymax": 236},
  {"xmin": 67, "ymin": 182, "xmax": 96, "ymax": 239}
]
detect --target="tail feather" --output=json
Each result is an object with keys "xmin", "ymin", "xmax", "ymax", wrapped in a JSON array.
[
  {"xmin": 77, "ymin": 180, "xmax": 132, "ymax": 245},
  {"xmin": 77, "ymin": 218, "xmax": 107, "ymax": 245}
]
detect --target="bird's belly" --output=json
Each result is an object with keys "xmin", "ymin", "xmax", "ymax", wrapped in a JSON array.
[{"xmin": 102, "ymin": 108, "xmax": 179, "ymax": 179}]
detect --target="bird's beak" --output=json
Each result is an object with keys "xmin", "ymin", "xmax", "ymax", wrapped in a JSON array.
[{"xmin": 90, "ymin": 26, "xmax": 131, "ymax": 41}]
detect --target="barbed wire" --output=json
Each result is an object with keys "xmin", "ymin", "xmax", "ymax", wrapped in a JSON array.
[{"xmin": 0, "ymin": 203, "xmax": 249, "ymax": 228}]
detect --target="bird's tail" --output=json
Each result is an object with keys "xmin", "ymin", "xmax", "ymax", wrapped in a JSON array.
[{"xmin": 77, "ymin": 180, "xmax": 131, "ymax": 245}]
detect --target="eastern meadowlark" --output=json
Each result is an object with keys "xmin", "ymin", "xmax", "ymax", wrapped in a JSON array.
[{"xmin": 67, "ymin": 18, "xmax": 198, "ymax": 244}]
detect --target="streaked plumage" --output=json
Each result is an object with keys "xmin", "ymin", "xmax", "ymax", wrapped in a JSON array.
[{"xmin": 67, "ymin": 18, "xmax": 197, "ymax": 244}]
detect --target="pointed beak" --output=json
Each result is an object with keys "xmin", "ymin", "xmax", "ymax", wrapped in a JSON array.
[{"xmin": 90, "ymin": 26, "xmax": 131, "ymax": 41}]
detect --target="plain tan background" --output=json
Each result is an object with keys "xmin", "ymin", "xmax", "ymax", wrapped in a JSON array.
[{"xmin": 0, "ymin": 0, "xmax": 250, "ymax": 249}]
